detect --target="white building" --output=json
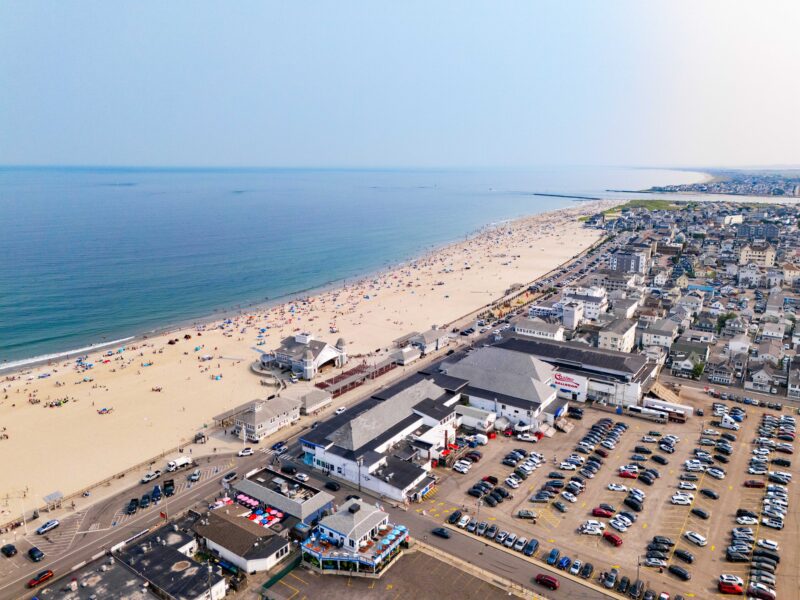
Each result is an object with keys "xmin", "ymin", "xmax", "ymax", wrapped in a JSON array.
[
  {"xmin": 561, "ymin": 300, "xmax": 585, "ymax": 330},
  {"xmin": 410, "ymin": 328, "xmax": 451, "ymax": 355},
  {"xmin": 563, "ymin": 286, "xmax": 608, "ymax": 320},
  {"xmin": 598, "ymin": 318, "xmax": 636, "ymax": 353},
  {"xmin": 512, "ymin": 317, "xmax": 564, "ymax": 341},
  {"xmin": 193, "ymin": 508, "xmax": 292, "ymax": 574},
  {"xmin": 760, "ymin": 322, "xmax": 786, "ymax": 341},
  {"xmin": 231, "ymin": 397, "xmax": 301, "ymax": 442},
  {"xmin": 262, "ymin": 333, "xmax": 347, "ymax": 380},
  {"xmin": 641, "ymin": 319, "xmax": 679, "ymax": 349}
]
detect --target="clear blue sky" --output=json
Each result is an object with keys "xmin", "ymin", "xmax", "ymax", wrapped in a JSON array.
[{"xmin": 1, "ymin": 1, "xmax": 798, "ymax": 168}]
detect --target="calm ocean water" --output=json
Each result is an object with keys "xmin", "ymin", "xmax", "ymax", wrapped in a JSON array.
[{"xmin": 0, "ymin": 166, "xmax": 704, "ymax": 365}]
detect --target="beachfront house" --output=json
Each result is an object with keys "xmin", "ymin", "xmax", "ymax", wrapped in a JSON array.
[
  {"xmin": 232, "ymin": 397, "xmax": 301, "ymax": 442},
  {"xmin": 410, "ymin": 328, "xmax": 451, "ymax": 355},
  {"xmin": 261, "ymin": 333, "xmax": 347, "ymax": 380}
]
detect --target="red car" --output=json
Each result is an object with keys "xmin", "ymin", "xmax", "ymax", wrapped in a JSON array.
[
  {"xmin": 603, "ymin": 531, "xmax": 623, "ymax": 547},
  {"xmin": 743, "ymin": 480, "xmax": 765, "ymax": 488},
  {"xmin": 619, "ymin": 471, "xmax": 637, "ymax": 479},
  {"xmin": 535, "ymin": 573, "xmax": 560, "ymax": 590},
  {"xmin": 592, "ymin": 507, "xmax": 613, "ymax": 518},
  {"xmin": 28, "ymin": 570, "xmax": 54, "ymax": 588},
  {"xmin": 718, "ymin": 581, "xmax": 743, "ymax": 595},
  {"xmin": 503, "ymin": 429, "xmax": 514, "ymax": 437},
  {"xmin": 595, "ymin": 448, "xmax": 609, "ymax": 458}
]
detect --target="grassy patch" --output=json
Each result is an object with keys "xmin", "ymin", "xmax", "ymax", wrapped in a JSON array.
[{"xmin": 603, "ymin": 199, "xmax": 681, "ymax": 215}]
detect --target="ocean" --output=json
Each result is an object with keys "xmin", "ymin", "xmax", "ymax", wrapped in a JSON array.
[{"xmin": 0, "ymin": 166, "xmax": 705, "ymax": 366}]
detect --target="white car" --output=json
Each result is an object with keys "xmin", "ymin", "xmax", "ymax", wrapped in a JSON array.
[
  {"xmin": 609, "ymin": 519, "xmax": 627, "ymax": 532},
  {"xmin": 671, "ymin": 496, "xmax": 691, "ymax": 506},
  {"xmin": 581, "ymin": 526, "xmax": 603, "ymax": 536},
  {"xmin": 583, "ymin": 520, "xmax": 606, "ymax": 530},
  {"xmin": 749, "ymin": 467, "xmax": 767, "ymax": 475},
  {"xmin": 238, "ymin": 447, "xmax": 254, "ymax": 457},
  {"xmin": 517, "ymin": 433, "xmax": 536, "ymax": 442},
  {"xmin": 753, "ymin": 448, "xmax": 771, "ymax": 456},
  {"xmin": 615, "ymin": 514, "xmax": 633, "ymax": 527},
  {"xmin": 505, "ymin": 477, "xmax": 520, "ymax": 489},
  {"xmin": 641, "ymin": 436, "xmax": 657, "ymax": 443},
  {"xmin": 608, "ymin": 483, "xmax": 627, "ymax": 492},
  {"xmin": 678, "ymin": 482, "xmax": 696, "ymax": 491},
  {"xmin": 560, "ymin": 462, "xmax": 577, "ymax": 471},
  {"xmin": 141, "ymin": 470, "xmax": 161, "ymax": 483},
  {"xmin": 36, "ymin": 520, "xmax": 60, "ymax": 535},
  {"xmin": 757, "ymin": 539, "xmax": 779, "ymax": 551},
  {"xmin": 457, "ymin": 514, "xmax": 470, "ymax": 528},
  {"xmin": 684, "ymin": 531, "xmax": 707, "ymax": 546},
  {"xmin": 335, "ymin": 406, "xmax": 347, "ymax": 415},
  {"xmin": 719, "ymin": 574, "xmax": 744, "ymax": 586},
  {"xmin": 561, "ymin": 491, "xmax": 577, "ymax": 503},
  {"xmin": 453, "ymin": 464, "xmax": 469, "ymax": 474},
  {"xmin": 706, "ymin": 468, "xmax": 725, "ymax": 480},
  {"xmin": 703, "ymin": 429, "xmax": 719, "ymax": 436},
  {"xmin": 295, "ymin": 473, "xmax": 309, "ymax": 482},
  {"xmin": 736, "ymin": 516, "xmax": 757, "ymax": 525}
]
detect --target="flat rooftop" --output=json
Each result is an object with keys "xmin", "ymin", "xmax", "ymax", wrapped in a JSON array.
[
  {"xmin": 245, "ymin": 467, "xmax": 320, "ymax": 502},
  {"xmin": 36, "ymin": 557, "xmax": 158, "ymax": 600}
]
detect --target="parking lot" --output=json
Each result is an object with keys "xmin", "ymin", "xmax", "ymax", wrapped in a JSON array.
[
  {"xmin": 427, "ymin": 397, "xmax": 798, "ymax": 600},
  {"xmin": 265, "ymin": 550, "xmax": 509, "ymax": 600}
]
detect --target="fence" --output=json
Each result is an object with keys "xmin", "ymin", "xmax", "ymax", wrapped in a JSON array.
[{"xmin": 260, "ymin": 552, "xmax": 302, "ymax": 596}]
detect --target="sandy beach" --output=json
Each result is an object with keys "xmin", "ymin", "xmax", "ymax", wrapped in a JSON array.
[{"xmin": 0, "ymin": 201, "xmax": 613, "ymax": 508}]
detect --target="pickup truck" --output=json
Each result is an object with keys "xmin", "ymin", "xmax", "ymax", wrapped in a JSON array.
[{"xmin": 163, "ymin": 479, "xmax": 175, "ymax": 497}]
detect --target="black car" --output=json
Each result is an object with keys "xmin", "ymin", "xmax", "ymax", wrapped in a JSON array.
[
  {"xmin": 772, "ymin": 458, "xmax": 791, "ymax": 467},
  {"xmin": 680, "ymin": 473, "xmax": 698, "ymax": 481},
  {"xmin": 468, "ymin": 488, "xmax": 483, "ymax": 498},
  {"xmin": 674, "ymin": 548, "xmax": 694, "ymax": 564},
  {"xmin": 629, "ymin": 579, "xmax": 644, "ymax": 599},
  {"xmin": 652, "ymin": 536, "xmax": 675, "ymax": 546},
  {"xmin": 545, "ymin": 480, "xmax": 565, "ymax": 488},
  {"xmin": 432, "ymin": 527, "xmax": 450, "ymax": 539},
  {"xmin": 713, "ymin": 454, "xmax": 730, "ymax": 464},
  {"xmin": 646, "ymin": 551, "xmax": 667, "ymax": 560},
  {"xmin": 690, "ymin": 508, "xmax": 709, "ymax": 520},
  {"xmin": 580, "ymin": 562, "xmax": 594, "ymax": 579},
  {"xmin": 0, "ymin": 544, "xmax": 17, "ymax": 557},
  {"xmin": 637, "ymin": 473, "xmax": 654, "ymax": 486},
  {"xmin": 494, "ymin": 487, "xmax": 509, "ymax": 498},
  {"xmin": 624, "ymin": 497, "xmax": 643, "ymax": 512},
  {"xmin": 547, "ymin": 472, "xmax": 565, "ymax": 479},
  {"xmin": 617, "ymin": 576, "xmax": 631, "ymax": 594},
  {"xmin": 651, "ymin": 455, "xmax": 668, "ymax": 465},
  {"xmin": 447, "ymin": 510, "xmax": 463, "ymax": 525},
  {"xmin": 483, "ymin": 494, "xmax": 498, "ymax": 507},
  {"xmin": 324, "ymin": 481, "xmax": 341, "ymax": 491},
  {"xmin": 28, "ymin": 547, "xmax": 44, "ymax": 562},
  {"xmin": 736, "ymin": 509, "xmax": 758, "ymax": 518},
  {"xmin": 699, "ymin": 488, "xmax": 718, "ymax": 500},
  {"xmin": 553, "ymin": 501, "xmax": 568, "ymax": 513},
  {"xmin": 726, "ymin": 551, "xmax": 749, "ymax": 563},
  {"xmin": 126, "ymin": 498, "xmax": 139, "ymax": 515},
  {"xmin": 647, "ymin": 543, "xmax": 669, "ymax": 552},
  {"xmin": 668, "ymin": 564, "xmax": 691, "ymax": 581},
  {"xmin": 721, "ymin": 432, "xmax": 737, "ymax": 442},
  {"xmin": 619, "ymin": 510, "xmax": 637, "ymax": 523}
]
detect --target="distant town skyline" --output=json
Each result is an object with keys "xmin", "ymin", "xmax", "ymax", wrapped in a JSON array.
[{"xmin": 1, "ymin": 1, "xmax": 799, "ymax": 168}]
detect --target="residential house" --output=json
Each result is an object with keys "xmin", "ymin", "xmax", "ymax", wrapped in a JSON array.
[
  {"xmin": 723, "ymin": 316, "xmax": 747, "ymax": 337},
  {"xmin": 746, "ymin": 365, "xmax": 777, "ymax": 394},
  {"xmin": 728, "ymin": 333, "xmax": 752, "ymax": 356},
  {"xmin": 706, "ymin": 354, "xmax": 736, "ymax": 386},
  {"xmin": 693, "ymin": 312, "xmax": 717, "ymax": 333},
  {"xmin": 739, "ymin": 243, "xmax": 776, "ymax": 267},
  {"xmin": 597, "ymin": 318, "xmax": 637, "ymax": 353},
  {"xmin": 670, "ymin": 352, "xmax": 704, "ymax": 379},
  {"xmin": 410, "ymin": 328, "xmax": 451, "ymax": 355},
  {"xmin": 755, "ymin": 339, "xmax": 784, "ymax": 367},
  {"xmin": 229, "ymin": 397, "xmax": 301, "ymax": 443},
  {"xmin": 760, "ymin": 322, "xmax": 786, "ymax": 341},
  {"xmin": 641, "ymin": 319, "xmax": 679, "ymax": 350}
]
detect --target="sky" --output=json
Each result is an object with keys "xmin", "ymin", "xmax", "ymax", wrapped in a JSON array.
[{"xmin": 1, "ymin": 1, "xmax": 799, "ymax": 169}]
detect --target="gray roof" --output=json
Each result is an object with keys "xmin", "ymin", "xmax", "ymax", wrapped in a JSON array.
[
  {"xmin": 413, "ymin": 328, "xmax": 448, "ymax": 344},
  {"xmin": 600, "ymin": 318, "xmax": 636, "ymax": 335},
  {"xmin": 496, "ymin": 337, "xmax": 649, "ymax": 380},
  {"xmin": 328, "ymin": 379, "xmax": 445, "ymax": 451},
  {"xmin": 274, "ymin": 336, "xmax": 329, "ymax": 361},
  {"xmin": 36, "ymin": 559, "xmax": 159, "ymax": 600},
  {"xmin": 116, "ymin": 528, "xmax": 223, "ymax": 600},
  {"xmin": 319, "ymin": 499, "xmax": 387, "ymax": 542},
  {"xmin": 234, "ymin": 467, "xmax": 334, "ymax": 521},
  {"xmin": 513, "ymin": 317, "xmax": 563, "ymax": 334},
  {"xmin": 236, "ymin": 397, "xmax": 300, "ymax": 426},
  {"xmin": 193, "ymin": 509, "xmax": 289, "ymax": 560},
  {"xmin": 440, "ymin": 347, "xmax": 555, "ymax": 406}
]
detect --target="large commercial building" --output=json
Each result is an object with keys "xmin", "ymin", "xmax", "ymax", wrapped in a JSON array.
[{"xmin": 494, "ymin": 337, "xmax": 658, "ymax": 407}]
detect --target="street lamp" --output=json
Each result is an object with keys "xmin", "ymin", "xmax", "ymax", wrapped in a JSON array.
[{"xmin": 636, "ymin": 555, "xmax": 641, "ymax": 583}]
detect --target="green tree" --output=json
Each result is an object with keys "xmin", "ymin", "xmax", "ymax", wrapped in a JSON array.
[{"xmin": 691, "ymin": 363, "xmax": 705, "ymax": 379}]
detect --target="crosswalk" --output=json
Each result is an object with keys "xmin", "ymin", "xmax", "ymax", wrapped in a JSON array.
[
  {"xmin": 26, "ymin": 511, "xmax": 86, "ymax": 557},
  {"xmin": 109, "ymin": 466, "xmax": 222, "ymax": 527}
]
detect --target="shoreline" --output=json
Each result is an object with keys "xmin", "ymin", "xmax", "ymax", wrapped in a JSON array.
[
  {"xmin": 0, "ymin": 200, "xmax": 614, "ymax": 502},
  {"xmin": 0, "ymin": 214, "xmax": 537, "ymax": 376}
]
